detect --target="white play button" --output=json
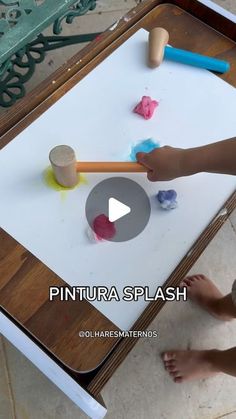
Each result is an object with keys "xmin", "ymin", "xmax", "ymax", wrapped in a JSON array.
[{"xmin": 108, "ymin": 197, "xmax": 131, "ymax": 222}]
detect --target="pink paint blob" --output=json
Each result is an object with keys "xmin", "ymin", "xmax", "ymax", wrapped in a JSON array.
[
  {"xmin": 95, "ymin": 34, "xmax": 102, "ymax": 42},
  {"xmin": 93, "ymin": 214, "xmax": 116, "ymax": 240},
  {"xmin": 133, "ymin": 96, "xmax": 159, "ymax": 120}
]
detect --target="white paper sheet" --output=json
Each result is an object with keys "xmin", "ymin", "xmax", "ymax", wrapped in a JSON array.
[{"xmin": 0, "ymin": 29, "xmax": 235, "ymax": 330}]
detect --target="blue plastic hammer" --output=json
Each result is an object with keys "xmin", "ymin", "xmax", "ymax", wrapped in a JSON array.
[{"xmin": 148, "ymin": 28, "xmax": 230, "ymax": 74}]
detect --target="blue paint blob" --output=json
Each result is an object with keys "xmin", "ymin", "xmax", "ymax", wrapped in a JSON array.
[
  {"xmin": 130, "ymin": 138, "xmax": 160, "ymax": 162},
  {"xmin": 156, "ymin": 190, "xmax": 178, "ymax": 210}
]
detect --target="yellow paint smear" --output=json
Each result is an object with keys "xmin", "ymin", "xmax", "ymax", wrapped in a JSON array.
[{"xmin": 43, "ymin": 167, "xmax": 88, "ymax": 199}]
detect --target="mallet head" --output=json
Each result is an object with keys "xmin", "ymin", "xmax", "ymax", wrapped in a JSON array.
[
  {"xmin": 148, "ymin": 27, "xmax": 169, "ymax": 68},
  {"xmin": 49, "ymin": 145, "xmax": 78, "ymax": 188}
]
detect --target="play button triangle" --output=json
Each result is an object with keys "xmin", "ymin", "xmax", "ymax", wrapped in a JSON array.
[{"xmin": 108, "ymin": 197, "xmax": 131, "ymax": 222}]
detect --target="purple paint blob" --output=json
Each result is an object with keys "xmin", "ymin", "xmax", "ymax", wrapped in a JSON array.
[
  {"xmin": 93, "ymin": 214, "xmax": 116, "ymax": 240},
  {"xmin": 156, "ymin": 190, "xmax": 178, "ymax": 210}
]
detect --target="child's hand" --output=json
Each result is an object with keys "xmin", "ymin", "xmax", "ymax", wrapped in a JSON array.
[
  {"xmin": 137, "ymin": 138, "xmax": 236, "ymax": 181},
  {"xmin": 136, "ymin": 146, "xmax": 185, "ymax": 181}
]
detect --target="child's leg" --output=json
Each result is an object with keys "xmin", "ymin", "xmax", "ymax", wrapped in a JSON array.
[
  {"xmin": 213, "ymin": 347, "xmax": 236, "ymax": 377},
  {"xmin": 217, "ymin": 293, "xmax": 236, "ymax": 319}
]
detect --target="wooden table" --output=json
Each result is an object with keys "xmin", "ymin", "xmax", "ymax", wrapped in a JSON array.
[{"xmin": 1, "ymin": 1, "xmax": 236, "ymax": 416}]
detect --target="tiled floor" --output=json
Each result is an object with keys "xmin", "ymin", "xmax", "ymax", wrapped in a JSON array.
[
  {"xmin": 214, "ymin": 0, "xmax": 236, "ymax": 12},
  {"xmin": 1, "ymin": 1, "xmax": 236, "ymax": 419}
]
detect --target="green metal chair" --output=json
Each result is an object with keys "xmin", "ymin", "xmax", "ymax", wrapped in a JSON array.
[{"xmin": 0, "ymin": 0, "xmax": 99, "ymax": 107}]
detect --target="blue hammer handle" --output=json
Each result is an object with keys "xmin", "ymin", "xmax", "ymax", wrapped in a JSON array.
[{"xmin": 164, "ymin": 46, "xmax": 230, "ymax": 73}]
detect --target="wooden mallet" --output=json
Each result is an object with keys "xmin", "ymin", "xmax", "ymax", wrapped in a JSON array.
[
  {"xmin": 49, "ymin": 145, "xmax": 146, "ymax": 188},
  {"xmin": 148, "ymin": 27, "xmax": 230, "ymax": 73}
]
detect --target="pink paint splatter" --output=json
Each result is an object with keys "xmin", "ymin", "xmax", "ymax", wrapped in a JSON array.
[
  {"xmin": 133, "ymin": 96, "xmax": 159, "ymax": 120},
  {"xmin": 95, "ymin": 34, "xmax": 102, "ymax": 42},
  {"xmin": 93, "ymin": 214, "xmax": 116, "ymax": 240}
]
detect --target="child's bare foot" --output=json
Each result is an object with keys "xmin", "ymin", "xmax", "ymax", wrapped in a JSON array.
[
  {"xmin": 162, "ymin": 350, "xmax": 219, "ymax": 383},
  {"xmin": 181, "ymin": 275, "xmax": 233, "ymax": 321}
]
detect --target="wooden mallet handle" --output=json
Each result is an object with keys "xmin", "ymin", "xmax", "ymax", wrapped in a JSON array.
[
  {"xmin": 49, "ymin": 145, "xmax": 146, "ymax": 188},
  {"xmin": 76, "ymin": 162, "xmax": 146, "ymax": 173}
]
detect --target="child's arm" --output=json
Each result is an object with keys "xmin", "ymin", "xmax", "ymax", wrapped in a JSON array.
[{"xmin": 136, "ymin": 138, "xmax": 236, "ymax": 181}]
